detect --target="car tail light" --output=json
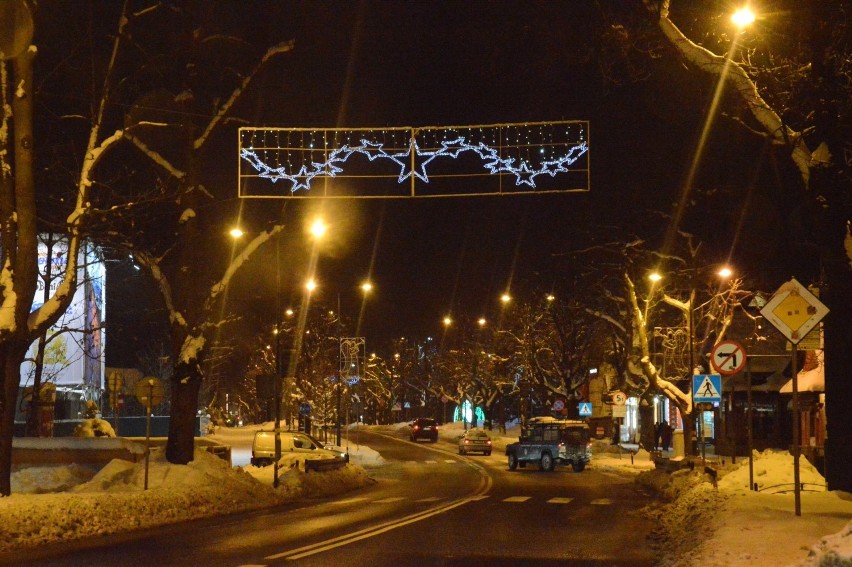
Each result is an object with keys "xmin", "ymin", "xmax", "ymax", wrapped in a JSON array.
[
  {"xmin": 413, "ymin": 425, "xmax": 420, "ymax": 431},
  {"xmin": 464, "ymin": 439, "xmax": 470, "ymax": 444},
  {"xmin": 434, "ymin": 425, "xmax": 439, "ymax": 430},
  {"xmin": 487, "ymin": 440, "xmax": 492, "ymax": 445}
]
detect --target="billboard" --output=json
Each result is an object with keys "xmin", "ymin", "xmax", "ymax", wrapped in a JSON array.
[{"xmin": 20, "ymin": 237, "xmax": 105, "ymax": 390}]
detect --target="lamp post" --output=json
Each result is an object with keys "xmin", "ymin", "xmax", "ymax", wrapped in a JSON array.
[{"xmin": 649, "ymin": 266, "xmax": 733, "ymax": 460}]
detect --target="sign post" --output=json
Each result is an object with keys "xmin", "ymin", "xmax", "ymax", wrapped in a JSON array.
[
  {"xmin": 761, "ymin": 278, "xmax": 829, "ymax": 517},
  {"xmin": 134, "ymin": 377, "xmax": 164, "ymax": 491},
  {"xmin": 692, "ymin": 374, "xmax": 721, "ymax": 461}
]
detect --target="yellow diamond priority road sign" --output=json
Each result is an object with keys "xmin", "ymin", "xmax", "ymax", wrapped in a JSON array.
[{"xmin": 760, "ymin": 278, "xmax": 829, "ymax": 344}]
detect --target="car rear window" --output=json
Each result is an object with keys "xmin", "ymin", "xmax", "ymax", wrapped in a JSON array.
[{"xmin": 562, "ymin": 428, "xmax": 589, "ymax": 444}]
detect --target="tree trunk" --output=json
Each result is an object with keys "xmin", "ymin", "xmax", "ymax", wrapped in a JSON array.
[
  {"xmin": 682, "ymin": 409, "xmax": 696, "ymax": 456},
  {"xmin": 165, "ymin": 364, "xmax": 202, "ymax": 465},
  {"xmin": 0, "ymin": 341, "xmax": 27, "ymax": 496},
  {"xmin": 819, "ymin": 169, "xmax": 852, "ymax": 491}
]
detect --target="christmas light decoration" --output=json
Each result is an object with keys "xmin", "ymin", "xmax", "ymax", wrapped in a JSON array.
[{"xmin": 238, "ymin": 121, "xmax": 589, "ymax": 197}]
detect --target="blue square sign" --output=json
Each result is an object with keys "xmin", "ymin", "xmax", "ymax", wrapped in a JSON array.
[
  {"xmin": 578, "ymin": 402, "xmax": 592, "ymax": 416},
  {"xmin": 693, "ymin": 374, "xmax": 722, "ymax": 403}
]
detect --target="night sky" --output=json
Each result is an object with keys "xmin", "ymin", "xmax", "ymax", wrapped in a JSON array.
[{"xmin": 94, "ymin": 1, "xmax": 803, "ymax": 358}]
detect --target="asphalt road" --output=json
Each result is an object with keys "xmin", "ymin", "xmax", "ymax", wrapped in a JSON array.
[{"xmin": 9, "ymin": 429, "xmax": 659, "ymax": 566}]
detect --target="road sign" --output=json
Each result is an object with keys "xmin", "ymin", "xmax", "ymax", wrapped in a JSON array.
[
  {"xmin": 710, "ymin": 340, "xmax": 747, "ymax": 375},
  {"xmin": 299, "ymin": 402, "xmax": 312, "ymax": 416},
  {"xmin": 134, "ymin": 377, "xmax": 164, "ymax": 409},
  {"xmin": 612, "ymin": 391, "xmax": 627, "ymax": 406},
  {"xmin": 578, "ymin": 402, "xmax": 592, "ymax": 416},
  {"xmin": 760, "ymin": 278, "xmax": 829, "ymax": 344},
  {"xmin": 692, "ymin": 374, "xmax": 722, "ymax": 403},
  {"xmin": 552, "ymin": 399, "xmax": 565, "ymax": 412}
]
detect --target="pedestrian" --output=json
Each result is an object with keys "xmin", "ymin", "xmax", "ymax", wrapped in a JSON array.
[
  {"xmin": 661, "ymin": 422, "xmax": 673, "ymax": 451},
  {"xmin": 654, "ymin": 421, "xmax": 664, "ymax": 450}
]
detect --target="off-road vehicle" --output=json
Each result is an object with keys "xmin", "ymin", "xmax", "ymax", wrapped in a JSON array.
[{"xmin": 505, "ymin": 417, "xmax": 591, "ymax": 472}]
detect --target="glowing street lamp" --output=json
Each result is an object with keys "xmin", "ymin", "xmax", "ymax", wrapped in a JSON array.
[
  {"xmin": 500, "ymin": 293, "xmax": 511, "ymax": 304},
  {"xmin": 305, "ymin": 279, "xmax": 317, "ymax": 293},
  {"xmin": 310, "ymin": 218, "xmax": 328, "ymax": 240},
  {"xmin": 477, "ymin": 317, "xmax": 486, "ymax": 327},
  {"xmin": 731, "ymin": 7, "xmax": 756, "ymax": 29},
  {"xmin": 229, "ymin": 227, "xmax": 244, "ymax": 239}
]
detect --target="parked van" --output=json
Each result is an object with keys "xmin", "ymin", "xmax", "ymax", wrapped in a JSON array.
[{"xmin": 251, "ymin": 430, "xmax": 348, "ymax": 467}]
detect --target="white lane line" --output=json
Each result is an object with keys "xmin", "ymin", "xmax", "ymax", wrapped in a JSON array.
[
  {"xmin": 503, "ymin": 496, "xmax": 531, "ymax": 502},
  {"xmin": 444, "ymin": 459, "xmax": 456, "ymax": 463},
  {"xmin": 415, "ymin": 497, "xmax": 443, "ymax": 502},
  {"xmin": 548, "ymin": 497, "xmax": 574, "ymax": 504},
  {"xmin": 264, "ymin": 440, "xmax": 495, "ymax": 562},
  {"xmin": 268, "ymin": 496, "xmax": 478, "ymax": 561},
  {"xmin": 591, "ymin": 498, "xmax": 613, "ymax": 505},
  {"xmin": 425, "ymin": 460, "xmax": 438, "ymax": 464},
  {"xmin": 330, "ymin": 497, "xmax": 369, "ymax": 505},
  {"xmin": 373, "ymin": 497, "xmax": 406, "ymax": 504}
]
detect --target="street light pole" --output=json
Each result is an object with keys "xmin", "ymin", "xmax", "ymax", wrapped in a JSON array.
[{"xmin": 273, "ymin": 237, "xmax": 282, "ymax": 488}]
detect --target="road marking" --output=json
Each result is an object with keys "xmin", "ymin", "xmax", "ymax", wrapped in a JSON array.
[
  {"xmin": 547, "ymin": 497, "xmax": 574, "ymax": 504},
  {"xmin": 425, "ymin": 460, "xmax": 437, "ymax": 464},
  {"xmin": 444, "ymin": 459, "xmax": 456, "ymax": 463},
  {"xmin": 415, "ymin": 496, "xmax": 443, "ymax": 502},
  {"xmin": 373, "ymin": 497, "xmax": 406, "ymax": 504},
  {"xmin": 503, "ymin": 496, "xmax": 531, "ymax": 502},
  {"xmin": 264, "ymin": 429, "xmax": 494, "ymax": 561},
  {"xmin": 591, "ymin": 498, "xmax": 613, "ymax": 505},
  {"xmin": 330, "ymin": 497, "xmax": 369, "ymax": 505},
  {"xmin": 269, "ymin": 495, "xmax": 488, "ymax": 561}
]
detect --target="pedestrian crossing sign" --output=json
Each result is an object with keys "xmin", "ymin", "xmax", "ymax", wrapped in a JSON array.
[
  {"xmin": 578, "ymin": 402, "xmax": 592, "ymax": 416},
  {"xmin": 692, "ymin": 374, "xmax": 722, "ymax": 403}
]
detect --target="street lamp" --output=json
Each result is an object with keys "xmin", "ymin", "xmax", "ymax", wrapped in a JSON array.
[
  {"xmin": 731, "ymin": 7, "xmax": 756, "ymax": 29},
  {"xmin": 649, "ymin": 265, "xmax": 734, "ymax": 460}
]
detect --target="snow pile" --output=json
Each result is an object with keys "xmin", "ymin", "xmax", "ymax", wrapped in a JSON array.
[
  {"xmin": 717, "ymin": 449, "xmax": 826, "ymax": 493},
  {"xmin": 0, "ymin": 445, "xmax": 373, "ymax": 553},
  {"xmin": 639, "ymin": 449, "xmax": 852, "ymax": 567},
  {"xmin": 11, "ymin": 464, "xmax": 98, "ymax": 494},
  {"xmin": 73, "ymin": 418, "xmax": 116, "ymax": 438}
]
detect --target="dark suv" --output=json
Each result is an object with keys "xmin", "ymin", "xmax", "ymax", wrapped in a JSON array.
[
  {"xmin": 505, "ymin": 417, "xmax": 591, "ymax": 472},
  {"xmin": 409, "ymin": 418, "xmax": 439, "ymax": 442}
]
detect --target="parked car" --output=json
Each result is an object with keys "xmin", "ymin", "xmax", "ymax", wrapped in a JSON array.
[
  {"xmin": 304, "ymin": 432, "xmax": 350, "ymax": 463},
  {"xmin": 251, "ymin": 430, "xmax": 346, "ymax": 467},
  {"xmin": 505, "ymin": 417, "xmax": 591, "ymax": 472},
  {"xmin": 458, "ymin": 429, "xmax": 492, "ymax": 455},
  {"xmin": 409, "ymin": 418, "xmax": 439, "ymax": 442}
]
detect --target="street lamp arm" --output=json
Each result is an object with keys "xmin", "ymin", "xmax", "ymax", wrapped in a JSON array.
[
  {"xmin": 646, "ymin": 0, "xmax": 812, "ymax": 185},
  {"xmin": 208, "ymin": 225, "xmax": 285, "ymax": 306}
]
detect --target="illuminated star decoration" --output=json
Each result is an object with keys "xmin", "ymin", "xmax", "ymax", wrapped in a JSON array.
[{"xmin": 240, "ymin": 129, "xmax": 588, "ymax": 193}]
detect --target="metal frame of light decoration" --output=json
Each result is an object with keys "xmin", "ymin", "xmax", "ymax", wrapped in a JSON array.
[{"xmin": 238, "ymin": 121, "xmax": 589, "ymax": 199}]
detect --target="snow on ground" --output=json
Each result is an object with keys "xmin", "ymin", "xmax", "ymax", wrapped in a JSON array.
[{"xmin": 1, "ymin": 421, "xmax": 849, "ymax": 566}]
